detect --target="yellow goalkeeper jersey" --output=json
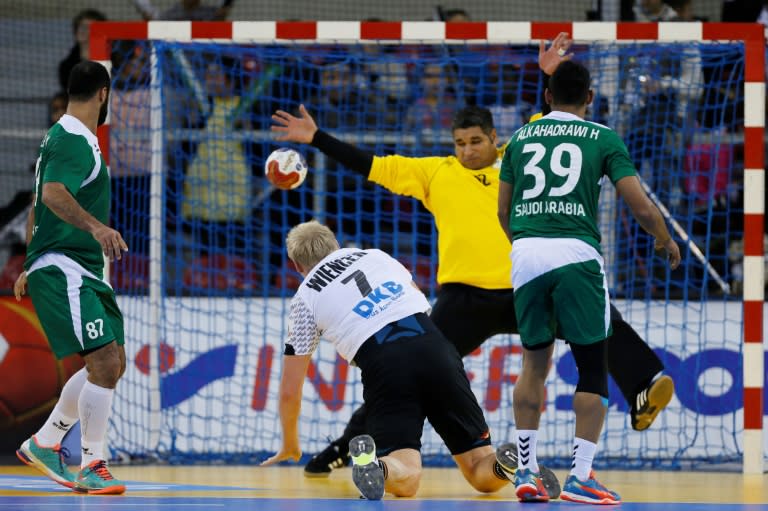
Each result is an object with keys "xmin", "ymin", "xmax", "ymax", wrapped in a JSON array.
[{"xmin": 369, "ymin": 148, "xmax": 512, "ymax": 289}]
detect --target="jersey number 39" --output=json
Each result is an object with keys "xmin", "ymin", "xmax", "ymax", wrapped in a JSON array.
[{"xmin": 521, "ymin": 142, "xmax": 583, "ymax": 200}]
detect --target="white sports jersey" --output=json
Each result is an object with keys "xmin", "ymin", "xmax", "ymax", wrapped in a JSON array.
[{"xmin": 285, "ymin": 248, "xmax": 432, "ymax": 361}]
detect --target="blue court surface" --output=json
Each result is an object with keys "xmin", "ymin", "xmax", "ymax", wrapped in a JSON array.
[
  {"xmin": 1, "ymin": 473, "xmax": 767, "ymax": 511},
  {"xmin": 1, "ymin": 497, "xmax": 768, "ymax": 511}
]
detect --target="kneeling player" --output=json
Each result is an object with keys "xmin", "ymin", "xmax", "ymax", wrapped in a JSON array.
[{"xmin": 261, "ymin": 220, "xmax": 558, "ymax": 499}]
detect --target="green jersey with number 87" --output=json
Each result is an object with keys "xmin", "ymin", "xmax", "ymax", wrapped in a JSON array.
[{"xmin": 500, "ymin": 111, "xmax": 636, "ymax": 253}]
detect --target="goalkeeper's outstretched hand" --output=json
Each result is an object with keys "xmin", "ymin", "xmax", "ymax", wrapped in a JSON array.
[
  {"xmin": 272, "ymin": 104, "xmax": 318, "ymax": 144},
  {"xmin": 539, "ymin": 31, "xmax": 573, "ymax": 75}
]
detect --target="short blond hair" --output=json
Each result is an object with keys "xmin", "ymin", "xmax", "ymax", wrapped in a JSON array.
[{"xmin": 286, "ymin": 220, "xmax": 340, "ymax": 270}]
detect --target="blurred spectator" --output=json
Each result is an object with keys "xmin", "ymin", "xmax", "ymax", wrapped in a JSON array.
[
  {"xmin": 58, "ymin": 9, "xmax": 107, "ymax": 91},
  {"xmin": 665, "ymin": 0, "xmax": 694, "ymax": 20},
  {"xmin": 359, "ymin": 45, "xmax": 409, "ymax": 128},
  {"xmin": 443, "ymin": 8, "xmax": 471, "ymax": 22},
  {"xmin": 431, "ymin": 7, "xmax": 471, "ymax": 21},
  {"xmin": 405, "ymin": 63, "xmax": 458, "ymax": 132},
  {"xmin": 357, "ymin": 21, "xmax": 409, "ymax": 120},
  {"xmin": 364, "ymin": 51, "xmax": 409, "ymax": 104},
  {"xmin": 760, "ymin": 2, "xmax": 768, "ymax": 26},
  {"xmin": 0, "ymin": 90, "xmax": 70, "ymax": 285},
  {"xmin": 629, "ymin": 0, "xmax": 679, "ymax": 21},
  {"xmin": 181, "ymin": 58, "xmax": 253, "ymax": 255},
  {"xmin": 308, "ymin": 61, "xmax": 380, "ymax": 129},
  {"xmin": 110, "ymin": 42, "xmax": 151, "ymax": 178},
  {"xmin": 109, "ymin": 42, "xmax": 152, "ymax": 256},
  {"xmin": 48, "ymin": 91, "xmax": 68, "ymax": 126},
  {"xmin": 132, "ymin": 0, "xmax": 234, "ymax": 21}
]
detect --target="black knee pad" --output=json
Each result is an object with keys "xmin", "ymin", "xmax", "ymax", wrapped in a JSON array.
[{"xmin": 571, "ymin": 340, "xmax": 609, "ymax": 398}]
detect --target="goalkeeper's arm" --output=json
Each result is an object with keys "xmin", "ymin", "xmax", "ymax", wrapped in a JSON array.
[
  {"xmin": 271, "ymin": 104, "xmax": 374, "ymax": 177},
  {"xmin": 310, "ymin": 130, "xmax": 374, "ymax": 177},
  {"xmin": 535, "ymin": 32, "xmax": 573, "ymax": 118}
]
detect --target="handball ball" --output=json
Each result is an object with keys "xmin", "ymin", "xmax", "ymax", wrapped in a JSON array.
[{"xmin": 265, "ymin": 148, "xmax": 308, "ymax": 190}]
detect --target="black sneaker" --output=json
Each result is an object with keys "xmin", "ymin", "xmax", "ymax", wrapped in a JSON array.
[
  {"xmin": 631, "ymin": 375, "xmax": 674, "ymax": 431},
  {"xmin": 304, "ymin": 437, "xmax": 351, "ymax": 478},
  {"xmin": 349, "ymin": 434, "xmax": 385, "ymax": 500}
]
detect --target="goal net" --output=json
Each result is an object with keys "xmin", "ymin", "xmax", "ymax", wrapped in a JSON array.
[{"xmin": 95, "ymin": 21, "xmax": 765, "ymax": 469}]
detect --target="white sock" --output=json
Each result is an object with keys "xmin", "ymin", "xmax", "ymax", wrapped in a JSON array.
[
  {"xmin": 34, "ymin": 367, "xmax": 88, "ymax": 446},
  {"xmin": 516, "ymin": 430, "xmax": 539, "ymax": 473},
  {"xmin": 78, "ymin": 380, "xmax": 114, "ymax": 467},
  {"xmin": 570, "ymin": 437, "xmax": 597, "ymax": 481}
]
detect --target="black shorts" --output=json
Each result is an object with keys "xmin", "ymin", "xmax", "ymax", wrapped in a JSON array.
[
  {"xmin": 353, "ymin": 313, "xmax": 491, "ymax": 456},
  {"xmin": 430, "ymin": 283, "xmax": 518, "ymax": 356},
  {"xmin": 431, "ymin": 283, "xmax": 626, "ymax": 356}
]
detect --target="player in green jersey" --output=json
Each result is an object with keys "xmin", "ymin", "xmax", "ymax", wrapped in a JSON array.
[
  {"xmin": 498, "ymin": 60, "xmax": 680, "ymax": 504},
  {"xmin": 13, "ymin": 60, "xmax": 128, "ymax": 495}
]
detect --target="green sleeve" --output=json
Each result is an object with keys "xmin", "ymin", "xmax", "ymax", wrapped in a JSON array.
[
  {"xmin": 43, "ymin": 135, "xmax": 95, "ymax": 195},
  {"xmin": 499, "ymin": 139, "xmax": 516, "ymax": 184},
  {"xmin": 603, "ymin": 130, "xmax": 637, "ymax": 184}
]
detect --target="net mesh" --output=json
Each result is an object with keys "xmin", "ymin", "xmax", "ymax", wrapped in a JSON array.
[{"xmin": 106, "ymin": 37, "xmax": 748, "ymax": 468}]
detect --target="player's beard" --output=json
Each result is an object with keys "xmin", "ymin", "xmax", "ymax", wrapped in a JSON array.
[{"xmin": 97, "ymin": 96, "xmax": 109, "ymax": 126}]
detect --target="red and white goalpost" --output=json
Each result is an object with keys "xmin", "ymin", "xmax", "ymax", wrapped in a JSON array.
[{"xmin": 90, "ymin": 21, "xmax": 764, "ymax": 472}]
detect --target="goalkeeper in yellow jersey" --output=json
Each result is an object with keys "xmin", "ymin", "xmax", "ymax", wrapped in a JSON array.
[{"xmin": 271, "ymin": 34, "xmax": 674, "ymax": 478}]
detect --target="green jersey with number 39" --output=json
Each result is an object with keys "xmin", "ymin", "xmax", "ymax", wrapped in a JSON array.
[
  {"xmin": 500, "ymin": 111, "xmax": 636, "ymax": 253},
  {"xmin": 25, "ymin": 114, "xmax": 111, "ymax": 277}
]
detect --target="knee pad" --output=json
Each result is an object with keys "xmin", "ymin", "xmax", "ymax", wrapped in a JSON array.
[{"xmin": 571, "ymin": 340, "xmax": 609, "ymax": 398}]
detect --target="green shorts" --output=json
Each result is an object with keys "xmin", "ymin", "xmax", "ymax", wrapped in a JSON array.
[
  {"xmin": 514, "ymin": 259, "xmax": 611, "ymax": 348},
  {"xmin": 27, "ymin": 255, "xmax": 124, "ymax": 359}
]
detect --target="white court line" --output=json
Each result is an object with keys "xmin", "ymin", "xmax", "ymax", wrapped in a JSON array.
[{"xmin": 5, "ymin": 504, "xmax": 225, "ymax": 508}]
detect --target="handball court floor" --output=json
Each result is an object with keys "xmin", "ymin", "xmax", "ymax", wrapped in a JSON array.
[{"xmin": 0, "ymin": 464, "xmax": 767, "ymax": 511}]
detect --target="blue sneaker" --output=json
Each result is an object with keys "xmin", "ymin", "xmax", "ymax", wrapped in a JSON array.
[
  {"xmin": 349, "ymin": 434, "xmax": 384, "ymax": 500},
  {"xmin": 73, "ymin": 460, "xmax": 126, "ymax": 495},
  {"xmin": 495, "ymin": 443, "xmax": 561, "ymax": 499},
  {"xmin": 514, "ymin": 468, "xmax": 549, "ymax": 502},
  {"xmin": 561, "ymin": 471, "xmax": 621, "ymax": 505}
]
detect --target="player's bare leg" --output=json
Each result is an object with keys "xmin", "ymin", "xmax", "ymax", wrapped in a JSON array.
[
  {"xmin": 453, "ymin": 445, "xmax": 508, "ymax": 493},
  {"xmin": 378, "ymin": 449, "xmax": 422, "ymax": 497},
  {"xmin": 511, "ymin": 345, "xmax": 553, "ymax": 502}
]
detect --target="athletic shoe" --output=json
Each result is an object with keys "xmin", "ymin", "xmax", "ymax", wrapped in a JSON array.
[
  {"xmin": 632, "ymin": 375, "xmax": 674, "ymax": 431},
  {"xmin": 513, "ymin": 468, "xmax": 549, "ymax": 502},
  {"xmin": 538, "ymin": 465, "xmax": 561, "ymax": 500},
  {"xmin": 494, "ymin": 442, "xmax": 518, "ymax": 476},
  {"xmin": 304, "ymin": 436, "xmax": 351, "ymax": 477},
  {"xmin": 495, "ymin": 443, "xmax": 561, "ymax": 499},
  {"xmin": 348, "ymin": 434, "xmax": 384, "ymax": 500},
  {"xmin": 73, "ymin": 460, "xmax": 126, "ymax": 495},
  {"xmin": 16, "ymin": 436, "xmax": 75, "ymax": 489},
  {"xmin": 561, "ymin": 471, "xmax": 621, "ymax": 505}
]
